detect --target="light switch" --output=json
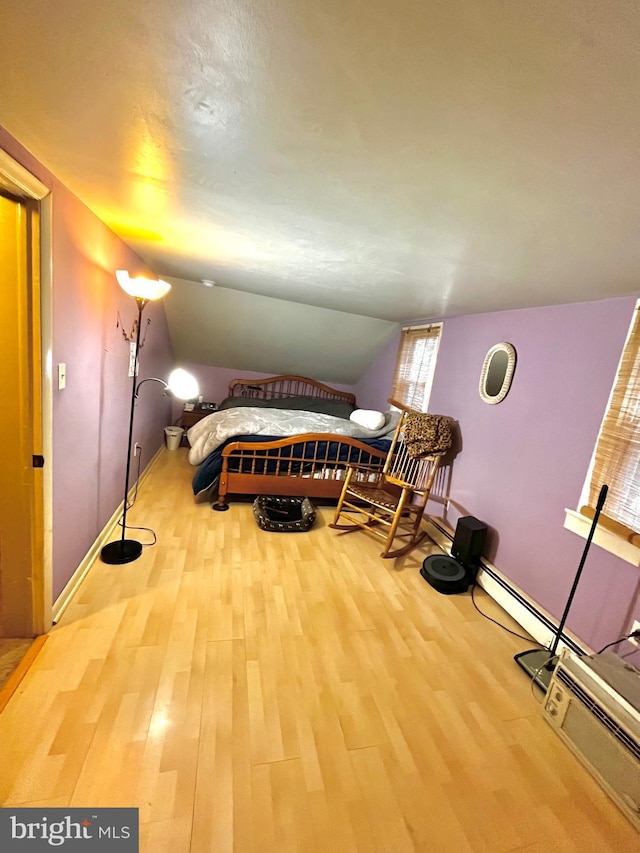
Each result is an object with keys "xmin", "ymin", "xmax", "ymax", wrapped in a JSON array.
[
  {"xmin": 58, "ymin": 363, "xmax": 66, "ymax": 390},
  {"xmin": 128, "ymin": 342, "xmax": 137, "ymax": 377}
]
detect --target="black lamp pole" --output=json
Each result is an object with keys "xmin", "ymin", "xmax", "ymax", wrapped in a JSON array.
[
  {"xmin": 101, "ymin": 297, "xmax": 147, "ymax": 565},
  {"xmin": 514, "ymin": 484, "xmax": 608, "ymax": 690}
]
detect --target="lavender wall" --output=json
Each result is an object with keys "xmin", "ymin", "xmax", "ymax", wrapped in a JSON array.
[
  {"xmin": 355, "ymin": 337, "xmax": 398, "ymax": 411},
  {"xmin": 360, "ymin": 298, "xmax": 640, "ymax": 657},
  {"xmin": 0, "ymin": 128, "xmax": 174, "ymax": 600}
]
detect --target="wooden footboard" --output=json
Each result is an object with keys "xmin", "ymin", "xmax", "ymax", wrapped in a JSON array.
[{"xmin": 213, "ymin": 433, "xmax": 388, "ymax": 510}]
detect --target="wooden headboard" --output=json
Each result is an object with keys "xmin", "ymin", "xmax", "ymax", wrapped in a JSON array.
[{"xmin": 228, "ymin": 375, "xmax": 356, "ymax": 406}]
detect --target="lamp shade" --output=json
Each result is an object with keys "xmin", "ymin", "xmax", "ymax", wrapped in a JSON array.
[
  {"xmin": 116, "ymin": 270, "xmax": 171, "ymax": 301},
  {"xmin": 166, "ymin": 368, "xmax": 199, "ymax": 400}
]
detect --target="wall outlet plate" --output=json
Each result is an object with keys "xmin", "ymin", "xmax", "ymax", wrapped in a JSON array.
[{"xmin": 630, "ymin": 620, "xmax": 640, "ymax": 648}]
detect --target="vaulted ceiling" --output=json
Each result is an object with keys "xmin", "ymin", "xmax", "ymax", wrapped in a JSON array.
[{"xmin": 2, "ymin": 1, "xmax": 639, "ymax": 381}]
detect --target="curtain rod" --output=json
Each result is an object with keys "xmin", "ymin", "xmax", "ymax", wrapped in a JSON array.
[{"xmin": 401, "ymin": 322, "xmax": 442, "ymax": 332}]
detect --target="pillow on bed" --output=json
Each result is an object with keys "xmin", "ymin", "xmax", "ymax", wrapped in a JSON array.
[
  {"xmin": 218, "ymin": 395, "xmax": 354, "ymax": 419},
  {"xmin": 350, "ymin": 409, "xmax": 385, "ymax": 430}
]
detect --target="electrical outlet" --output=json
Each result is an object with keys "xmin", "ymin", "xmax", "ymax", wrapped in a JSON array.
[
  {"xmin": 134, "ymin": 442, "xmax": 141, "ymax": 457},
  {"xmin": 629, "ymin": 620, "xmax": 640, "ymax": 647}
]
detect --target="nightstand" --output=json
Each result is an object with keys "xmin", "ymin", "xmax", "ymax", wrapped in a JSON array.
[
  {"xmin": 179, "ymin": 408, "xmax": 211, "ymax": 430},
  {"xmin": 178, "ymin": 406, "xmax": 216, "ymax": 445}
]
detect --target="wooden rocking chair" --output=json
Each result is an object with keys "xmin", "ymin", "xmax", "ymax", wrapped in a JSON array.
[{"xmin": 331, "ymin": 402, "xmax": 447, "ymax": 558}]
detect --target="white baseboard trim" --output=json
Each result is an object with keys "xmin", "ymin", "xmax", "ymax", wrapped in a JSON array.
[
  {"xmin": 52, "ymin": 447, "xmax": 166, "ymax": 623},
  {"xmin": 423, "ymin": 517, "xmax": 588, "ymax": 657}
]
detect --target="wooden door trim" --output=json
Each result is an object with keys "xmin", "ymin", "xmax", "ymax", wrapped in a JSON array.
[{"xmin": 0, "ymin": 149, "xmax": 52, "ymax": 633}]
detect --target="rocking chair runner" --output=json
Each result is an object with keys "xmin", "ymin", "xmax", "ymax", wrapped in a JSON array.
[{"xmin": 330, "ymin": 401, "xmax": 450, "ymax": 558}]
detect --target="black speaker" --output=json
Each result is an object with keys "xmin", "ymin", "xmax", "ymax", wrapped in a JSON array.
[{"xmin": 451, "ymin": 515, "xmax": 487, "ymax": 570}]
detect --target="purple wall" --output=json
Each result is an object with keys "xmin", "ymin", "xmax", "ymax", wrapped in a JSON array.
[
  {"xmin": 360, "ymin": 298, "xmax": 640, "ymax": 658},
  {"xmin": 0, "ymin": 128, "xmax": 174, "ymax": 600},
  {"xmin": 355, "ymin": 338, "xmax": 398, "ymax": 411},
  {"xmin": 355, "ymin": 348, "xmax": 398, "ymax": 412}
]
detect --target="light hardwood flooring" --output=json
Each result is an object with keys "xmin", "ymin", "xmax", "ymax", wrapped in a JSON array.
[
  {"xmin": 0, "ymin": 448, "xmax": 636, "ymax": 852},
  {"xmin": 0, "ymin": 639, "xmax": 33, "ymax": 690}
]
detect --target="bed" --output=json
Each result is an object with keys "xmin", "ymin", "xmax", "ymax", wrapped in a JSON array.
[{"xmin": 187, "ymin": 375, "xmax": 396, "ymax": 510}]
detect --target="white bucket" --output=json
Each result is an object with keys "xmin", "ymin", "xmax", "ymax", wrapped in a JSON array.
[{"xmin": 164, "ymin": 426, "xmax": 184, "ymax": 450}]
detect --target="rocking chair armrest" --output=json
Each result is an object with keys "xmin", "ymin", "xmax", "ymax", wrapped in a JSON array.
[{"xmin": 344, "ymin": 464, "xmax": 385, "ymax": 487}]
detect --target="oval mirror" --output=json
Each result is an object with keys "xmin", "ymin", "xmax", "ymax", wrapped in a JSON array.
[{"xmin": 479, "ymin": 342, "xmax": 516, "ymax": 404}]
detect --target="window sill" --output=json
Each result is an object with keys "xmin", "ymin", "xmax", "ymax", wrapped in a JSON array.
[{"xmin": 564, "ymin": 509, "xmax": 640, "ymax": 567}]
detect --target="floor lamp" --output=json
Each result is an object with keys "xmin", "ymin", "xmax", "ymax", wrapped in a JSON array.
[
  {"xmin": 101, "ymin": 271, "xmax": 199, "ymax": 565},
  {"xmin": 514, "ymin": 483, "xmax": 608, "ymax": 690}
]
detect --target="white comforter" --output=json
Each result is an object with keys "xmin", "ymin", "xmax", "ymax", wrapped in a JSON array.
[{"xmin": 187, "ymin": 407, "xmax": 399, "ymax": 465}]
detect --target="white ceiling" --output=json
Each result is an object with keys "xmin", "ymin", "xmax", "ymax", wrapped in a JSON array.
[{"xmin": 2, "ymin": 0, "xmax": 640, "ymax": 379}]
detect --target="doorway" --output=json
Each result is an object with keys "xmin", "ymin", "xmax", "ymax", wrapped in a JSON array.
[{"xmin": 0, "ymin": 151, "xmax": 52, "ymax": 640}]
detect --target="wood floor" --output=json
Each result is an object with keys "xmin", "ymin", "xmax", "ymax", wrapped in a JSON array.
[{"xmin": 0, "ymin": 448, "xmax": 636, "ymax": 852}]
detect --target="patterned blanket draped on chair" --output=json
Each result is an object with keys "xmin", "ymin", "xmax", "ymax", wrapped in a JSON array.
[
  {"xmin": 402, "ymin": 412, "xmax": 453, "ymax": 459},
  {"xmin": 330, "ymin": 403, "xmax": 453, "ymax": 558}
]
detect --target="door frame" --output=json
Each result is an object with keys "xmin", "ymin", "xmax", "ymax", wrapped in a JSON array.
[{"xmin": 0, "ymin": 149, "xmax": 53, "ymax": 634}]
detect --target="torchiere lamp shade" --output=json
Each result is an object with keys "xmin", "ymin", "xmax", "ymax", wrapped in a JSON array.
[{"xmin": 116, "ymin": 269, "xmax": 171, "ymax": 301}]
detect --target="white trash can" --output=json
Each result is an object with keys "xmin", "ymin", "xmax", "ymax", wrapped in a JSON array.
[{"xmin": 164, "ymin": 426, "xmax": 184, "ymax": 450}]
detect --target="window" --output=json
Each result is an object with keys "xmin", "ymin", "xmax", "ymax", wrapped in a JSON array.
[
  {"xmin": 565, "ymin": 301, "xmax": 640, "ymax": 564},
  {"xmin": 390, "ymin": 323, "xmax": 442, "ymax": 412}
]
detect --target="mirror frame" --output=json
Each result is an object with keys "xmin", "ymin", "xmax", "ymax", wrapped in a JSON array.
[{"xmin": 479, "ymin": 342, "xmax": 517, "ymax": 404}]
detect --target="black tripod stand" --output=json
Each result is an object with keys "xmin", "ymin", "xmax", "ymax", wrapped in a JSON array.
[{"xmin": 514, "ymin": 484, "xmax": 608, "ymax": 690}]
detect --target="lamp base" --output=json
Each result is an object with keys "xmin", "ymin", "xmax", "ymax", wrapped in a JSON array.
[
  {"xmin": 514, "ymin": 648, "xmax": 557, "ymax": 692},
  {"xmin": 101, "ymin": 539, "xmax": 143, "ymax": 564}
]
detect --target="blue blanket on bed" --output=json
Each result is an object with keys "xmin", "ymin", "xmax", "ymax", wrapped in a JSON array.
[{"xmin": 192, "ymin": 434, "xmax": 391, "ymax": 497}]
